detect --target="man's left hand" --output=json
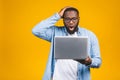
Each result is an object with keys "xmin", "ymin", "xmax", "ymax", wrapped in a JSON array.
[{"xmin": 74, "ymin": 56, "xmax": 92, "ymax": 66}]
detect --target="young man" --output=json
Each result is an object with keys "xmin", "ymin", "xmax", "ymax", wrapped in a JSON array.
[{"xmin": 32, "ymin": 7, "xmax": 102, "ymax": 80}]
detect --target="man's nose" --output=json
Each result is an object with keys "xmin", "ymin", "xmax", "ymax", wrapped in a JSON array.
[{"xmin": 69, "ymin": 20, "xmax": 74, "ymax": 24}]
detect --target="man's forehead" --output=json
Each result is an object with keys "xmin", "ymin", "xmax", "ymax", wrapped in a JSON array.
[{"xmin": 64, "ymin": 11, "xmax": 79, "ymax": 17}]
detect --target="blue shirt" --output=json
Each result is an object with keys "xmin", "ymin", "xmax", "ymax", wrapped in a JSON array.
[{"xmin": 32, "ymin": 13, "xmax": 102, "ymax": 80}]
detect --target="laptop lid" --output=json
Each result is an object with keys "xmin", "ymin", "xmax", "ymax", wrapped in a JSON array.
[{"xmin": 54, "ymin": 36, "xmax": 88, "ymax": 59}]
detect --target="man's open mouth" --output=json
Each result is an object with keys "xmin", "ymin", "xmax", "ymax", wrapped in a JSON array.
[{"xmin": 69, "ymin": 26, "xmax": 74, "ymax": 30}]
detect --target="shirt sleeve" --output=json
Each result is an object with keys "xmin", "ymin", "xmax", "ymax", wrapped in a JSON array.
[
  {"xmin": 32, "ymin": 13, "xmax": 61, "ymax": 42},
  {"xmin": 89, "ymin": 32, "xmax": 102, "ymax": 68}
]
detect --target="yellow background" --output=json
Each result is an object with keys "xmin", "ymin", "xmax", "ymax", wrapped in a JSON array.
[{"xmin": 0, "ymin": 0, "xmax": 120, "ymax": 80}]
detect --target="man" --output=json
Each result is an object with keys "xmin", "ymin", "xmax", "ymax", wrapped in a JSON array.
[{"xmin": 32, "ymin": 7, "xmax": 102, "ymax": 80}]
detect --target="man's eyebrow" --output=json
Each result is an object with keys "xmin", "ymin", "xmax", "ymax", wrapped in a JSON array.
[{"xmin": 64, "ymin": 17, "xmax": 78, "ymax": 18}]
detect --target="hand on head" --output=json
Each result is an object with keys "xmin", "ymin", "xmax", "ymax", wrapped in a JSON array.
[{"xmin": 58, "ymin": 6, "xmax": 73, "ymax": 18}]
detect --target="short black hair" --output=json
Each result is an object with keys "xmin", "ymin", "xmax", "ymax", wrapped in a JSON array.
[{"xmin": 63, "ymin": 7, "xmax": 79, "ymax": 18}]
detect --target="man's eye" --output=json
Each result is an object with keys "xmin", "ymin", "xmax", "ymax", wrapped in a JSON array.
[
  {"xmin": 72, "ymin": 18, "xmax": 78, "ymax": 20},
  {"xmin": 65, "ymin": 18, "xmax": 70, "ymax": 20},
  {"xmin": 65, "ymin": 18, "xmax": 78, "ymax": 20}
]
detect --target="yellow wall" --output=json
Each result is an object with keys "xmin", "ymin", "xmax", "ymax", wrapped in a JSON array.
[{"xmin": 1, "ymin": 0, "xmax": 120, "ymax": 80}]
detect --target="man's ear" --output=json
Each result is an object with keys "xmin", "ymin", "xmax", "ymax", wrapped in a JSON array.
[{"xmin": 61, "ymin": 15, "xmax": 64, "ymax": 18}]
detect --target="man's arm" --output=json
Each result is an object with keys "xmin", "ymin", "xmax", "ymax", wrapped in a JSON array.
[
  {"xmin": 75, "ymin": 33, "xmax": 102, "ymax": 68},
  {"xmin": 32, "ymin": 13, "xmax": 61, "ymax": 42},
  {"xmin": 32, "ymin": 7, "xmax": 71, "ymax": 42},
  {"xmin": 89, "ymin": 33, "xmax": 102, "ymax": 68}
]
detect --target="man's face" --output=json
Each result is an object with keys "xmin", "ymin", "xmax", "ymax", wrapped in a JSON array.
[{"xmin": 63, "ymin": 11, "xmax": 79, "ymax": 34}]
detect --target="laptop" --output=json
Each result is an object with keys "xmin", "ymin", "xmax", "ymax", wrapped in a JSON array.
[{"xmin": 54, "ymin": 36, "xmax": 88, "ymax": 59}]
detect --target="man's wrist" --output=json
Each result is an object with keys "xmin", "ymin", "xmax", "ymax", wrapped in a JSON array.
[
  {"xmin": 85, "ymin": 60, "xmax": 92, "ymax": 66},
  {"xmin": 55, "ymin": 13, "xmax": 61, "ymax": 20}
]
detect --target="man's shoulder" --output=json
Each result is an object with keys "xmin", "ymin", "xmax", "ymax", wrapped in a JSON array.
[
  {"xmin": 79, "ymin": 27, "xmax": 94, "ymax": 34},
  {"xmin": 80, "ymin": 27, "xmax": 97, "ymax": 40}
]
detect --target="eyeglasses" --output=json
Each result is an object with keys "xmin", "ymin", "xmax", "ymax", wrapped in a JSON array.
[{"xmin": 63, "ymin": 17, "xmax": 79, "ymax": 23}]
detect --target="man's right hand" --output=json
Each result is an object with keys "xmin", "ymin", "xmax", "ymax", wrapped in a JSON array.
[{"xmin": 58, "ymin": 6, "xmax": 72, "ymax": 18}]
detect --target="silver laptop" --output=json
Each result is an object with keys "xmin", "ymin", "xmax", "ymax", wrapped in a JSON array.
[{"xmin": 54, "ymin": 36, "xmax": 88, "ymax": 59}]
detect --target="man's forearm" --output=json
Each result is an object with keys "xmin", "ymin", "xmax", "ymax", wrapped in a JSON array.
[
  {"xmin": 32, "ymin": 13, "xmax": 61, "ymax": 41},
  {"xmin": 32, "ymin": 13, "xmax": 61, "ymax": 32}
]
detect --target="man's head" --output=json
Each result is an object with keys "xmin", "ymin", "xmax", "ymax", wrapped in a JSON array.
[{"xmin": 63, "ymin": 7, "xmax": 80, "ymax": 34}]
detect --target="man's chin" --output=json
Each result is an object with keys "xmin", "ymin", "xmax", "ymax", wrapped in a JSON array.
[
  {"xmin": 69, "ymin": 29, "xmax": 74, "ymax": 31},
  {"xmin": 68, "ymin": 29, "xmax": 75, "ymax": 34}
]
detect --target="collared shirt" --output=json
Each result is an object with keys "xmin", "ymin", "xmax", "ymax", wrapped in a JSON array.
[{"xmin": 32, "ymin": 13, "xmax": 102, "ymax": 80}]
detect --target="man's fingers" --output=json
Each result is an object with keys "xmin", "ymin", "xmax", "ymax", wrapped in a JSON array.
[
  {"xmin": 74, "ymin": 56, "xmax": 92, "ymax": 65},
  {"xmin": 74, "ymin": 59, "xmax": 85, "ymax": 64},
  {"xmin": 85, "ymin": 57, "xmax": 89, "ymax": 61},
  {"xmin": 58, "ymin": 6, "xmax": 73, "ymax": 18}
]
